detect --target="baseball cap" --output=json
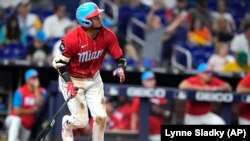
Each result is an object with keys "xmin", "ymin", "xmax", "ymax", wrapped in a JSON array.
[
  {"xmin": 141, "ymin": 71, "xmax": 155, "ymax": 81},
  {"xmin": 25, "ymin": 69, "xmax": 38, "ymax": 80},
  {"xmin": 196, "ymin": 63, "xmax": 212, "ymax": 73}
]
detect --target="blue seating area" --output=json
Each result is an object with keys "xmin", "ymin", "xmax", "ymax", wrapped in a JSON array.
[
  {"xmin": 1, "ymin": 0, "xmax": 250, "ymax": 70},
  {"xmin": 117, "ymin": 0, "xmax": 250, "ymax": 70},
  {"xmin": 30, "ymin": 9, "xmax": 54, "ymax": 22},
  {"xmin": 174, "ymin": 43, "xmax": 214, "ymax": 69},
  {"xmin": 0, "ymin": 43, "xmax": 27, "ymax": 60}
]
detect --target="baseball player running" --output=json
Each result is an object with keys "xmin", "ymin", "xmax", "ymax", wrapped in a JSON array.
[{"xmin": 52, "ymin": 2, "xmax": 126, "ymax": 141}]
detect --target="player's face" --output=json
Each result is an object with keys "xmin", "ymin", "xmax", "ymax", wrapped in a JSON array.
[
  {"xmin": 18, "ymin": 4, "xmax": 29, "ymax": 16},
  {"xmin": 90, "ymin": 14, "xmax": 103, "ymax": 29},
  {"xmin": 26, "ymin": 77, "xmax": 39, "ymax": 87},
  {"xmin": 142, "ymin": 78, "xmax": 156, "ymax": 88},
  {"xmin": 57, "ymin": 6, "xmax": 66, "ymax": 18},
  {"xmin": 200, "ymin": 72, "xmax": 212, "ymax": 82}
]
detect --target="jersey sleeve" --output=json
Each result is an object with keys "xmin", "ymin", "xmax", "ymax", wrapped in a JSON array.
[
  {"xmin": 60, "ymin": 31, "xmax": 78, "ymax": 58},
  {"xmin": 239, "ymin": 74, "xmax": 250, "ymax": 87},
  {"xmin": 107, "ymin": 30, "xmax": 123, "ymax": 59},
  {"xmin": 13, "ymin": 90, "xmax": 22, "ymax": 108}
]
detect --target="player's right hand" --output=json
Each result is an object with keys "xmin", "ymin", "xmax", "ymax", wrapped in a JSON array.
[
  {"xmin": 66, "ymin": 82, "xmax": 77, "ymax": 97},
  {"xmin": 113, "ymin": 67, "xmax": 125, "ymax": 83}
]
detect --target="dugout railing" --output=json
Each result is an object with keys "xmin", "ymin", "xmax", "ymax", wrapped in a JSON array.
[{"xmin": 45, "ymin": 81, "xmax": 250, "ymax": 141}]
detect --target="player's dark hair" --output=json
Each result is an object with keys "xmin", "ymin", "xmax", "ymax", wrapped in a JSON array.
[
  {"xmin": 54, "ymin": 3, "xmax": 65, "ymax": 12},
  {"xmin": 218, "ymin": 0, "xmax": 228, "ymax": 8},
  {"xmin": 197, "ymin": 0, "xmax": 207, "ymax": 7},
  {"xmin": 243, "ymin": 22, "xmax": 250, "ymax": 31}
]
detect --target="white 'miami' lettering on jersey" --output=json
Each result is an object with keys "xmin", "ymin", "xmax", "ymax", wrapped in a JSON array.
[{"xmin": 78, "ymin": 49, "xmax": 104, "ymax": 62}]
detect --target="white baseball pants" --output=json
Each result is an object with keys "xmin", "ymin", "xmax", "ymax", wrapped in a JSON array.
[
  {"xmin": 59, "ymin": 72, "xmax": 107, "ymax": 141},
  {"xmin": 5, "ymin": 115, "xmax": 31, "ymax": 141},
  {"xmin": 184, "ymin": 112, "xmax": 225, "ymax": 125},
  {"xmin": 238, "ymin": 117, "xmax": 250, "ymax": 125}
]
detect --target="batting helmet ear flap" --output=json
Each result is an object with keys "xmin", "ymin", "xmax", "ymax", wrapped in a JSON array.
[
  {"xmin": 77, "ymin": 18, "xmax": 92, "ymax": 28},
  {"xmin": 84, "ymin": 19, "xmax": 92, "ymax": 27}
]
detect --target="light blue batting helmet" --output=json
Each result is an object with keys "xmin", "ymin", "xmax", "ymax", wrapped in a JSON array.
[{"xmin": 76, "ymin": 2, "xmax": 104, "ymax": 28}]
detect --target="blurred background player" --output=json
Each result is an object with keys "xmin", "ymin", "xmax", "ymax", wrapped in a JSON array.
[
  {"xmin": 178, "ymin": 63, "xmax": 232, "ymax": 124},
  {"xmin": 52, "ymin": 2, "xmax": 126, "ymax": 141},
  {"xmin": 105, "ymin": 98, "xmax": 122, "ymax": 131},
  {"xmin": 130, "ymin": 70, "xmax": 170, "ymax": 141},
  {"xmin": 4, "ymin": 69, "xmax": 47, "ymax": 141},
  {"xmin": 26, "ymin": 29, "xmax": 52, "ymax": 63},
  {"xmin": 235, "ymin": 73, "xmax": 250, "ymax": 125}
]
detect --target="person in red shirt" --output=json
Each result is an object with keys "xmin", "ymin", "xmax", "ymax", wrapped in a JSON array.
[
  {"xmin": 130, "ymin": 71, "xmax": 170, "ymax": 141},
  {"xmin": 105, "ymin": 98, "xmax": 122, "ymax": 130},
  {"xmin": 178, "ymin": 63, "xmax": 231, "ymax": 124},
  {"xmin": 148, "ymin": 97, "xmax": 170, "ymax": 141},
  {"xmin": 113, "ymin": 95, "xmax": 134, "ymax": 131},
  {"xmin": 52, "ymin": 2, "xmax": 126, "ymax": 141},
  {"xmin": 236, "ymin": 73, "xmax": 250, "ymax": 124},
  {"xmin": 4, "ymin": 69, "xmax": 47, "ymax": 141}
]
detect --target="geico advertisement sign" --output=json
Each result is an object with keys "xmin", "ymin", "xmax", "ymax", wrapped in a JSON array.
[
  {"xmin": 195, "ymin": 91, "xmax": 233, "ymax": 103},
  {"xmin": 127, "ymin": 87, "xmax": 166, "ymax": 98}
]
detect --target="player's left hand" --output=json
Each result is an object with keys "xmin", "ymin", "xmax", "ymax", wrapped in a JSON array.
[{"xmin": 113, "ymin": 67, "xmax": 125, "ymax": 83}]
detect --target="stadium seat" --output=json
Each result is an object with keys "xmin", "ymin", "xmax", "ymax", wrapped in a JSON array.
[
  {"xmin": 31, "ymin": 9, "xmax": 54, "ymax": 22},
  {"xmin": 118, "ymin": 6, "xmax": 134, "ymax": 35},
  {"xmin": 174, "ymin": 43, "xmax": 214, "ymax": 70},
  {"xmin": 46, "ymin": 38, "xmax": 60, "ymax": 53},
  {"xmin": 2, "ymin": 43, "xmax": 27, "ymax": 59}
]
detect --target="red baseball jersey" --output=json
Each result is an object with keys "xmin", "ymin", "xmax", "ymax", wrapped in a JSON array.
[
  {"xmin": 185, "ymin": 75, "xmax": 226, "ymax": 115},
  {"xmin": 60, "ymin": 26, "xmax": 123, "ymax": 78},
  {"xmin": 113, "ymin": 103, "xmax": 133, "ymax": 130},
  {"xmin": 237, "ymin": 73, "xmax": 250, "ymax": 120},
  {"xmin": 149, "ymin": 115, "xmax": 164, "ymax": 135},
  {"xmin": 106, "ymin": 113, "xmax": 122, "ymax": 130},
  {"xmin": 10, "ymin": 84, "xmax": 47, "ymax": 129}
]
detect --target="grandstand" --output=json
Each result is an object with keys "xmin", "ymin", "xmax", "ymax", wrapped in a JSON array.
[{"xmin": 0, "ymin": 0, "xmax": 250, "ymax": 141}]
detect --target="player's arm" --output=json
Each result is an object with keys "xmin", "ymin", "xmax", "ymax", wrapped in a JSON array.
[
  {"xmin": 237, "ymin": 85, "xmax": 250, "ymax": 93},
  {"xmin": 215, "ymin": 83, "xmax": 232, "ymax": 91},
  {"xmin": 210, "ymin": 78, "xmax": 232, "ymax": 91},
  {"xmin": 107, "ymin": 30, "xmax": 127, "ymax": 83},
  {"xmin": 52, "ymin": 41, "xmax": 77, "ymax": 97},
  {"xmin": 52, "ymin": 52, "xmax": 71, "ymax": 82},
  {"xmin": 236, "ymin": 75, "xmax": 250, "ymax": 93},
  {"xmin": 115, "ymin": 56, "xmax": 127, "ymax": 70},
  {"xmin": 14, "ymin": 107, "xmax": 38, "ymax": 115},
  {"xmin": 112, "ymin": 56, "xmax": 127, "ymax": 83},
  {"xmin": 13, "ymin": 90, "xmax": 38, "ymax": 115},
  {"xmin": 178, "ymin": 80, "xmax": 204, "ymax": 91},
  {"xmin": 232, "ymin": 76, "xmax": 250, "ymax": 124}
]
